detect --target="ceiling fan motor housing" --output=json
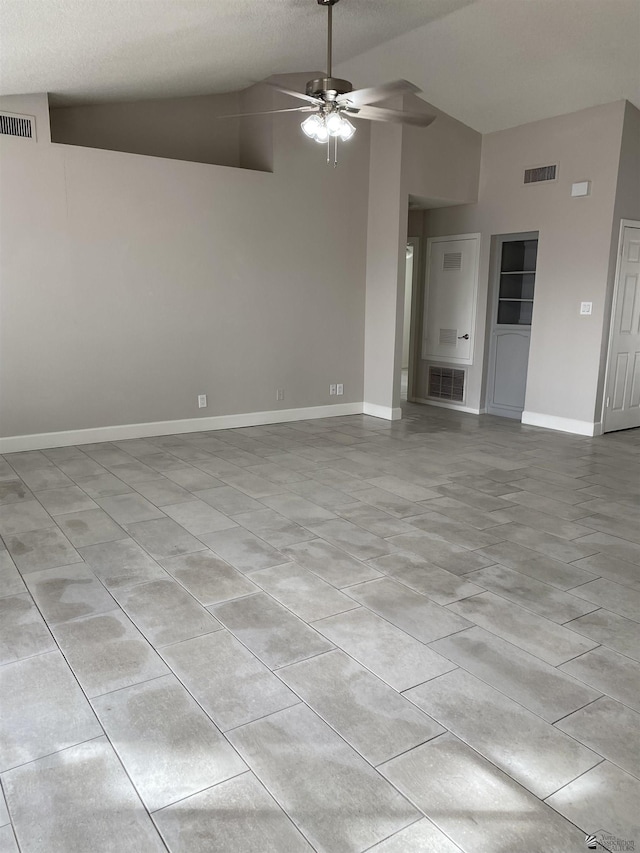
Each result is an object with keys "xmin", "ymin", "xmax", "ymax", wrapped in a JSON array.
[{"xmin": 306, "ymin": 77, "xmax": 353, "ymax": 100}]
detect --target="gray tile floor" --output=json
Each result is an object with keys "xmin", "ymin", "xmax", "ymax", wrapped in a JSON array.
[{"xmin": 0, "ymin": 403, "xmax": 639, "ymax": 853}]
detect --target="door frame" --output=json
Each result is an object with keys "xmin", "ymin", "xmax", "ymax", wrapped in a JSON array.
[
  {"xmin": 485, "ymin": 231, "xmax": 539, "ymax": 419},
  {"xmin": 601, "ymin": 218, "xmax": 640, "ymax": 433},
  {"xmin": 406, "ymin": 236, "xmax": 421, "ymax": 402}
]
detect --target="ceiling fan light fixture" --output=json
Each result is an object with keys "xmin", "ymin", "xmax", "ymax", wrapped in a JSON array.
[
  {"xmin": 301, "ymin": 114, "xmax": 323, "ymax": 138},
  {"xmin": 217, "ymin": 0, "xmax": 432, "ymax": 164},
  {"xmin": 301, "ymin": 111, "xmax": 356, "ymax": 145},
  {"xmin": 325, "ymin": 111, "xmax": 344, "ymax": 136},
  {"xmin": 338, "ymin": 117, "xmax": 356, "ymax": 141},
  {"xmin": 314, "ymin": 123, "xmax": 330, "ymax": 142}
]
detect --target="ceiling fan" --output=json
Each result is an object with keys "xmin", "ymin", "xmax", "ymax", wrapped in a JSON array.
[{"xmin": 219, "ymin": 0, "xmax": 436, "ymax": 163}]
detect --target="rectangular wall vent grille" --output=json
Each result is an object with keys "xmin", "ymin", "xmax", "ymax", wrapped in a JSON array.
[
  {"xmin": 428, "ymin": 366, "xmax": 465, "ymax": 402},
  {"xmin": 0, "ymin": 112, "xmax": 35, "ymax": 140},
  {"xmin": 439, "ymin": 328, "xmax": 458, "ymax": 346},
  {"xmin": 443, "ymin": 251, "xmax": 462, "ymax": 270},
  {"xmin": 524, "ymin": 164, "xmax": 557, "ymax": 184}
]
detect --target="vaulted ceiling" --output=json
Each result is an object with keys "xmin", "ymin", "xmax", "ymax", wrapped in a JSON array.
[{"xmin": 1, "ymin": 0, "xmax": 638, "ymax": 133}]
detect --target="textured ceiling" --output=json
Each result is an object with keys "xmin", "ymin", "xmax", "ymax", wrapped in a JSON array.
[
  {"xmin": 336, "ymin": 0, "xmax": 640, "ymax": 133},
  {"xmin": 0, "ymin": 0, "xmax": 638, "ymax": 133},
  {"xmin": 0, "ymin": 0, "xmax": 473, "ymax": 105}
]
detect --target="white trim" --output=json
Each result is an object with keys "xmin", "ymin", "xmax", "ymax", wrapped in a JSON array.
[
  {"xmin": 362, "ymin": 403, "xmax": 402, "ymax": 421},
  {"xmin": 0, "ymin": 402, "xmax": 365, "ymax": 453},
  {"xmin": 521, "ymin": 411, "xmax": 598, "ymax": 436},
  {"xmin": 413, "ymin": 397, "xmax": 482, "ymax": 415},
  {"xmin": 406, "ymin": 235, "xmax": 421, "ymax": 403},
  {"xmin": 425, "ymin": 232, "xmax": 483, "ymax": 243}
]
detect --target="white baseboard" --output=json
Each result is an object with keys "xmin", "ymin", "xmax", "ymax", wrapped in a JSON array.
[
  {"xmin": 0, "ymin": 402, "xmax": 365, "ymax": 453},
  {"xmin": 362, "ymin": 403, "xmax": 402, "ymax": 421},
  {"xmin": 521, "ymin": 411, "xmax": 599, "ymax": 436},
  {"xmin": 413, "ymin": 397, "xmax": 482, "ymax": 415}
]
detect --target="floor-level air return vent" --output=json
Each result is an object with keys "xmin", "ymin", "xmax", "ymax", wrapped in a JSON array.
[
  {"xmin": 524, "ymin": 163, "xmax": 557, "ymax": 184},
  {"xmin": 428, "ymin": 366, "xmax": 465, "ymax": 402},
  {"xmin": 0, "ymin": 112, "xmax": 35, "ymax": 140}
]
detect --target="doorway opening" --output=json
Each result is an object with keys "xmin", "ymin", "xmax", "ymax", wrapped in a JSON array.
[{"xmin": 485, "ymin": 232, "xmax": 538, "ymax": 419}]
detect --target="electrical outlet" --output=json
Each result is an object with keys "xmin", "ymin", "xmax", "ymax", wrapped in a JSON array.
[
  {"xmin": 276, "ymin": 388, "xmax": 285, "ymax": 401},
  {"xmin": 198, "ymin": 394, "xmax": 207, "ymax": 408},
  {"xmin": 336, "ymin": 383, "xmax": 344, "ymax": 396},
  {"xmin": 580, "ymin": 302, "xmax": 593, "ymax": 316},
  {"xmin": 330, "ymin": 384, "xmax": 337, "ymax": 395}
]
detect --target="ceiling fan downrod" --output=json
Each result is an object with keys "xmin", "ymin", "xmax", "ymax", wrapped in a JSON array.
[
  {"xmin": 308, "ymin": 0, "xmax": 352, "ymax": 102},
  {"xmin": 324, "ymin": 0, "xmax": 334, "ymax": 78}
]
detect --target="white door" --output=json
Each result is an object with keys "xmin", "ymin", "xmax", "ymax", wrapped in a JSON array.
[
  {"xmin": 423, "ymin": 235, "xmax": 480, "ymax": 365},
  {"xmin": 604, "ymin": 223, "xmax": 640, "ymax": 432}
]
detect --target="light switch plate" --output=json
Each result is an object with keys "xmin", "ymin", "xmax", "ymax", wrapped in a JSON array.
[{"xmin": 580, "ymin": 302, "xmax": 593, "ymax": 315}]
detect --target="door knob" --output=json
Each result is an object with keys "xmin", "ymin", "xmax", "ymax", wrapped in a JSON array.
[{"xmin": 458, "ymin": 333, "xmax": 470, "ymax": 340}]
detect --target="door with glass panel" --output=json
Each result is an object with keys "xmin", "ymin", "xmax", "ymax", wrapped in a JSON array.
[{"xmin": 486, "ymin": 233, "xmax": 538, "ymax": 418}]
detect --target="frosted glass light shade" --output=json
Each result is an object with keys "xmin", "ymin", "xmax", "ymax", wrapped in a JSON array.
[
  {"xmin": 301, "ymin": 115, "xmax": 322, "ymax": 137},
  {"xmin": 326, "ymin": 112, "xmax": 344, "ymax": 136},
  {"xmin": 300, "ymin": 112, "xmax": 356, "ymax": 145},
  {"xmin": 338, "ymin": 118, "xmax": 356, "ymax": 141}
]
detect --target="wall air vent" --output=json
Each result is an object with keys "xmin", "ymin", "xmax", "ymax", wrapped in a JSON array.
[
  {"xmin": 0, "ymin": 112, "xmax": 35, "ymax": 140},
  {"xmin": 428, "ymin": 366, "xmax": 465, "ymax": 402},
  {"xmin": 439, "ymin": 328, "xmax": 458, "ymax": 346},
  {"xmin": 524, "ymin": 164, "xmax": 557, "ymax": 184},
  {"xmin": 443, "ymin": 251, "xmax": 462, "ymax": 270}
]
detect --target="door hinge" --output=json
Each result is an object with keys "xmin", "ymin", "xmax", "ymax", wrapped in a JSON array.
[{"xmin": 606, "ymin": 396, "xmax": 610, "ymax": 407}]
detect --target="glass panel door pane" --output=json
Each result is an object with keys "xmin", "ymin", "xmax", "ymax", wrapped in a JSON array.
[
  {"xmin": 497, "ymin": 300, "xmax": 534, "ymax": 325},
  {"xmin": 499, "ymin": 273, "xmax": 536, "ymax": 300},
  {"xmin": 501, "ymin": 239, "xmax": 538, "ymax": 273}
]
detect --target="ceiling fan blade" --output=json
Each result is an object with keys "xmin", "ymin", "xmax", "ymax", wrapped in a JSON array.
[
  {"xmin": 215, "ymin": 106, "xmax": 316, "ymax": 119},
  {"xmin": 262, "ymin": 81, "xmax": 323, "ymax": 105},
  {"xmin": 337, "ymin": 79, "xmax": 421, "ymax": 108},
  {"xmin": 348, "ymin": 105, "xmax": 436, "ymax": 128}
]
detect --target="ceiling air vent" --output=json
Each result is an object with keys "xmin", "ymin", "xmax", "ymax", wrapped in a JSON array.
[
  {"xmin": 443, "ymin": 251, "xmax": 462, "ymax": 270},
  {"xmin": 0, "ymin": 112, "xmax": 36, "ymax": 140},
  {"xmin": 428, "ymin": 366, "xmax": 465, "ymax": 402},
  {"xmin": 524, "ymin": 164, "xmax": 557, "ymax": 184}
]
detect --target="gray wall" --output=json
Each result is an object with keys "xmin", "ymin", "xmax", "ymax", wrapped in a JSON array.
[
  {"xmin": 612, "ymin": 101, "xmax": 640, "ymax": 223},
  {"xmin": 362, "ymin": 97, "xmax": 481, "ymax": 414},
  {"xmin": 2, "ymin": 90, "xmax": 634, "ymax": 442},
  {"xmin": 420, "ymin": 100, "xmax": 627, "ymax": 427},
  {"xmin": 50, "ymin": 92, "xmax": 244, "ymax": 168},
  {"xmin": 402, "ymin": 98, "xmax": 482, "ymax": 205},
  {"xmin": 0, "ymin": 93, "xmax": 369, "ymax": 439}
]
